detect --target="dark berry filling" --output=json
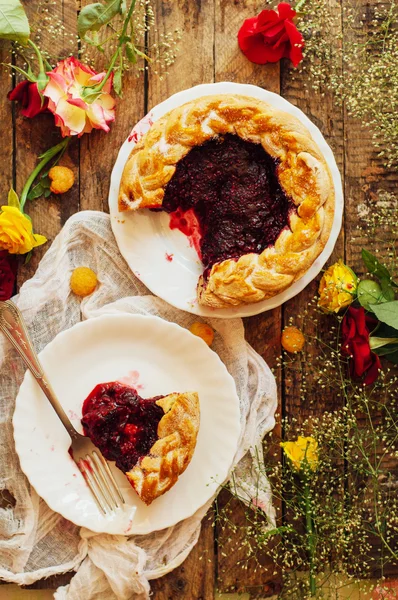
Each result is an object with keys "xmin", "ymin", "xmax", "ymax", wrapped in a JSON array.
[
  {"xmin": 161, "ymin": 134, "xmax": 294, "ymax": 276},
  {"xmin": 81, "ymin": 382, "xmax": 164, "ymax": 473}
]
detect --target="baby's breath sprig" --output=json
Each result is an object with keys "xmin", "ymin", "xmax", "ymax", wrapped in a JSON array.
[
  {"xmin": 77, "ymin": 0, "xmax": 182, "ymax": 91},
  {"xmin": 292, "ymin": 0, "xmax": 398, "ymax": 169},
  {"xmin": 215, "ymin": 211, "xmax": 398, "ymax": 598}
]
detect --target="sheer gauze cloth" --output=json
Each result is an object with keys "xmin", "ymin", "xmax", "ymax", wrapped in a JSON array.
[{"xmin": 0, "ymin": 211, "xmax": 277, "ymax": 599}]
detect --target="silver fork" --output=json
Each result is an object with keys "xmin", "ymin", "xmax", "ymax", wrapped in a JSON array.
[{"xmin": 0, "ymin": 300, "xmax": 125, "ymax": 515}]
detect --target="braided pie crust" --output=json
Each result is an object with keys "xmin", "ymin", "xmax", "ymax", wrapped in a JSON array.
[
  {"xmin": 126, "ymin": 391, "xmax": 200, "ymax": 505},
  {"xmin": 119, "ymin": 95, "xmax": 335, "ymax": 308}
]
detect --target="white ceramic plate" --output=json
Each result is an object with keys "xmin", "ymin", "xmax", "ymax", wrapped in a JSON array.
[
  {"xmin": 13, "ymin": 314, "xmax": 240, "ymax": 535},
  {"xmin": 109, "ymin": 82, "xmax": 343, "ymax": 318}
]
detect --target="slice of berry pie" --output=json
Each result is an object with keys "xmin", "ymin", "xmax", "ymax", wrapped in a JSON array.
[
  {"xmin": 119, "ymin": 94, "xmax": 335, "ymax": 308},
  {"xmin": 81, "ymin": 382, "xmax": 200, "ymax": 505}
]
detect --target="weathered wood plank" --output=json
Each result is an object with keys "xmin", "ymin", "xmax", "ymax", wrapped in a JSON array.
[
  {"xmin": 0, "ymin": 44, "xmax": 14, "ymax": 200},
  {"xmin": 214, "ymin": 1, "xmax": 282, "ymax": 596},
  {"xmin": 279, "ymin": 4, "xmax": 346, "ymax": 589},
  {"xmin": 79, "ymin": 1, "xmax": 145, "ymax": 213},
  {"xmin": 16, "ymin": 0, "xmax": 79, "ymax": 286},
  {"xmin": 148, "ymin": 0, "xmax": 215, "ymax": 105},
  {"xmin": 14, "ymin": 0, "xmax": 77, "ymax": 589},
  {"xmin": 280, "ymin": 41, "xmax": 345, "ymax": 422},
  {"xmin": 151, "ymin": 509, "xmax": 215, "ymax": 600},
  {"xmin": 214, "ymin": 1, "xmax": 279, "ymax": 87},
  {"xmin": 342, "ymin": 0, "xmax": 398, "ymax": 577},
  {"xmin": 147, "ymin": 1, "xmax": 216, "ymax": 598}
]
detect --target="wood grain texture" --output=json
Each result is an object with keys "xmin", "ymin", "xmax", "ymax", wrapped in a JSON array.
[
  {"xmin": 79, "ymin": 1, "xmax": 145, "ymax": 213},
  {"xmin": 214, "ymin": 1, "xmax": 282, "ymax": 595},
  {"xmin": 147, "ymin": 2, "xmax": 216, "ymax": 598},
  {"xmin": 148, "ymin": 0, "xmax": 215, "ymax": 105},
  {"xmin": 16, "ymin": 0, "xmax": 79, "ymax": 286},
  {"xmin": 151, "ymin": 510, "xmax": 215, "ymax": 600},
  {"xmin": 6, "ymin": 0, "xmax": 397, "ymax": 596},
  {"xmin": 280, "ymin": 54, "xmax": 345, "ymax": 424},
  {"xmin": 278, "ymin": 3, "xmax": 346, "ymax": 585},
  {"xmin": 214, "ymin": 0, "xmax": 279, "ymax": 88},
  {"xmin": 0, "ymin": 44, "xmax": 13, "ymax": 199},
  {"xmin": 341, "ymin": 0, "xmax": 398, "ymax": 577}
]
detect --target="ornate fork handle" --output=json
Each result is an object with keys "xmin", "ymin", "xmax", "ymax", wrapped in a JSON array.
[{"xmin": 0, "ymin": 300, "xmax": 78, "ymax": 440}]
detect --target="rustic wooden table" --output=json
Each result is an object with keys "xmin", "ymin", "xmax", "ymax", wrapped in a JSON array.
[{"xmin": 1, "ymin": 0, "xmax": 395, "ymax": 597}]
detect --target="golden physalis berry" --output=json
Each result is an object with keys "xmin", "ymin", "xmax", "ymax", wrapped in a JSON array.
[
  {"xmin": 70, "ymin": 267, "xmax": 98, "ymax": 297},
  {"xmin": 281, "ymin": 326, "xmax": 305, "ymax": 353},
  {"xmin": 48, "ymin": 166, "xmax": 75, "ymax": 194},
  {"xmin": 189, "ymin": 322, "xmax": 214, "ymax": 346}
]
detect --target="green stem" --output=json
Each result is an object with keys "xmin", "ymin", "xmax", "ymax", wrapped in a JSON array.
[
  {"xmin": 27, "ymin": 39, "xmax": 45, "ymax": 75},
  {"xmin": 294, "ymin": 0, "xmax": 307, "ymax": 12},
  {"xmin": 83, "ymin": 0, "xmax": 137, "ymax": 102},
  {"xmin": 20, "ymin": 138, "xmax": 70, "ymax": 211},
  {"xmin": 304, "ymin": 479, "xmax": 316, "ymax": 596}
]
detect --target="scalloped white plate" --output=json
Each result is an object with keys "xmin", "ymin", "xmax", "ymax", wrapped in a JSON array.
[
  {"xmin": 13, "ymin": 314, "xmax": 240, "ymax": 535},
  {"xmin": 109, "ymin": 82, "xmax": 343, "ymax": 318}
]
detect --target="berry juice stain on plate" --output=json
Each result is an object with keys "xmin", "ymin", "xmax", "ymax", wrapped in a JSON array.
[
  {"xmin": 68, "ymin": 409, "xmax": 79, "ymax": 420},
  {"xmin": 117, "ymin": 369, "xmax": 143, "ymax": 390}
]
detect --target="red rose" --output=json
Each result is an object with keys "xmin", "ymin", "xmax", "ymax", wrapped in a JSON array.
[
  {"xmin": 237, "ymin": 3, "xmax": 304, "ymax": 67},
  {"xmin": 341, "ymin": 306, "xmax": 381, "ymax": 385},
  {"xmin": 0, "ymin": 251, "xmax": 17, "ymax": 301},
  {"xmin": 7, "ymin": 80, "xmax": 48, "ymax": 118}
]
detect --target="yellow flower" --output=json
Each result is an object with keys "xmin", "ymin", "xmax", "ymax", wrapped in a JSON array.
[
  {"xmin": 0, "ymin": 206, "xmax": 47, "ymax": 254},
  {"xmin": 281, "ymin": 436, "xmax": 318, "ymax": 471},
  {"xmin": 318, "ymin": 259, "xmax": 357, "ymax": 313}
]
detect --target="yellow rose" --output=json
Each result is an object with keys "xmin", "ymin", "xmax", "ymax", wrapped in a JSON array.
[
  {"xmin": 281, "ymin": 436, "xmax": 318, "ymax": 471},
  {"xmin": 0, "ymin": 206, "xmax": 47, "ymax": 254},
  {"xmin": 318, "ymin": 259, "xmax": 357, "ymax": 313}
]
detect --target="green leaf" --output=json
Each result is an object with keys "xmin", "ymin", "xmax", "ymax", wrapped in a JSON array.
[
  {"xmin": 380, "ymin": 278, "xmax": 396, "ymax": 302},
  {"xmin": 384, "ymin": 349, "xmax": 398, "ymax": 364},
  {"xmin": 27, "ymin": 174, "xmax": 51, "ymax": 200},
  {"xmin": 24, "ymin": 250, "xmax": 32, "ymax": 264},
  {"xmin": 36, "ymin": 71, "xmax": 48, "ymax": 92},
  {"xmin": 357, "ymin": 279, "xmax": 385, "ymax": 310},
  {"xmin": 44, "ymin": 188, "xmax": 51, "ymax": 198},
  {"xmin": 361, "ymin": 248, "xmax": 396, "ymax": 286},
  {"xmin": 8, "ymin": 63, "xmax": 35, "ymax": 81},
  {"xmin": 373, "ymin": 342, "xmax": 398, "ymax": 356},
  {"xmin": 113, "ymin": 68, "xmax": 122, "ymax": 96},
  {"xmin": 370, "ymin": 336, "xmax": 398, "ymax": 350},
  {"xmin": 0, "ymin": 0, "xmax": 30, "ymax": 44},
  {"xmin": 27, "ymin": 182, "xmax": 44, "ymax": 200},
  {"xmin": 125, "ymin": 41, "xmax": 137, "ymax": 63},
  {"xmin": 7, "ymin": 188, "xmax": 20, "ymax": 210},
  {"xmin": 77, "ymin": 0, "xmax": 123, "ymax": 38},
  {"xmin": 372, "ymin": 322, "xmax": 398, "ymax": 338},
  {"xmin": 26, "ymin": 63, "xmax": 37, "ymax": 82},
  {"xmin": 370, "ymin": 301, "xmax": 398, "ymax": 330}
]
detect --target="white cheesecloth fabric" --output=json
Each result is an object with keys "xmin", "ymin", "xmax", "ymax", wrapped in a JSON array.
[{"xmin": 0, "ymin": 211, "xmax": 277, "ymax": 599}]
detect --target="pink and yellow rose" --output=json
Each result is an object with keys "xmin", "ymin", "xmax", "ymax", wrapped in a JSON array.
[{"xmin": 43, "ymin": 57, "xmax": 115, "ymax": 137}]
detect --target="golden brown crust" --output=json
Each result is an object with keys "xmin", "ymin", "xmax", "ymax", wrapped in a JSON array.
[
  {"xmin": 119, "ymin": 94, "xmax": 335, "ymax": 307},
  {"xmin": 126, "ymin": 391, "xmax": 200, "ymax": 505}
]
